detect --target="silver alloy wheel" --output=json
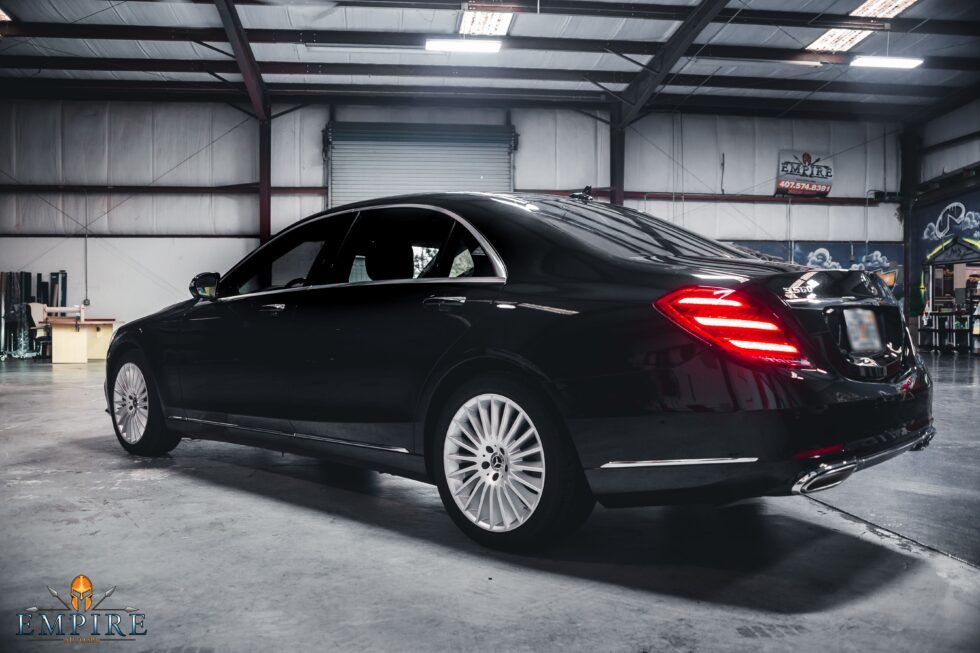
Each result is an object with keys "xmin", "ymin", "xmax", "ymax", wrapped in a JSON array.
[
  {"xmin": 443, "ymin": 393, "xmax": 545, "ymax": 532},
  {"xmin": 113, "ymin": 362, "xmax": 149, "ymax": 444}
]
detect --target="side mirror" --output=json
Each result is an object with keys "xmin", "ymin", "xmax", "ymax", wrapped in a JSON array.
[{"xmin": 190, "ymin": 272, "xmax": 220, "ymax": 300}]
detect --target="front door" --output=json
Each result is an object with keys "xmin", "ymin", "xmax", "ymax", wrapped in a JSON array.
[{"xmin": 177, "ymin": 213, "xmax": 355, "ymax": 433}]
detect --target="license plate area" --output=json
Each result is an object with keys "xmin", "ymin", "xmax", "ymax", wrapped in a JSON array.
[{"xmin": 842, "ymin": 308, "xmax": 883, "ymax": 354}]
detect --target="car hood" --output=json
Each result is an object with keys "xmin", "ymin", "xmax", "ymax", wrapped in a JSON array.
[{"xmin": 118, "ymin": 298, "xmax": 196, "ymax": 333}]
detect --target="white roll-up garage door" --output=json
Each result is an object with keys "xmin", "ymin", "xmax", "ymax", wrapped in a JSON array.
[{"xmin": 327, "ymin": 122, "xmax": 515, "ymax": 208}]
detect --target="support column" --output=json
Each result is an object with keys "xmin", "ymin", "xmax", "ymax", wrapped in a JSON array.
[
  {"xmin": 259, "ymin": 118, "xmax": 271, "ymax": 243},
  {"xmin": 900, "ymin": 127, "xmax": 922, "ymax": 320},
  {"xmin": 610, "ymin": 103, "xmax": 626, "ymax": 206}
]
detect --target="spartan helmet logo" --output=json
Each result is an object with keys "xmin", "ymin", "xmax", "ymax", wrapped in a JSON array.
[{"xmin": 70, "ymin": 575, "xmax": 93, "ymax": 611}]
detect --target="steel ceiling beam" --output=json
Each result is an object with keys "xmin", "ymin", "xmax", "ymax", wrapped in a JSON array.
[
  {"xmin": 2, "ymin": 23, "xmax": 975, "ymax": 72},
  {"xmin": 0, "ymin": 78, "xmax": 612, "ymax": 109},
  {"xmin": 618, "ymin": 0, "xmax": 728, "ymax": 126},
  {"xmin": 0, "ymin": 78, "xmax": 912, "ymax": 122},
  {"xmin": 4, "ymin": 52, "xmax": 973, "ymax": 89},
  {"xmin": 664, "ymin": 73, "xmax": 947, "ymax": 98},
  {"xmin": 904, "ymin": 81, "xmax": 980, "ymax": 126},
  {"xmin": 213, "ymin": 0, "xmax": 268, "ymax": 120},
  {"xmin": 128, "ymin": 0, "xmax": 980, "ymax": 36},
  {"xmin": 345, "ymin": 1, "xmax": 980, "ymax": 36},
  {"xmin": 0, "ymin": 80, "xmax": 550, "ymax": 112},
  {"xmin": 0, "ymin": 54, "xmax": 639, "ymax": 83},
  {"xmin": 639, "ymin": 93, "xmax": 910, "ymax": 122},
  {"xmin": 685, "ymin": 43, "xmax": 976, "ymax": 71}
]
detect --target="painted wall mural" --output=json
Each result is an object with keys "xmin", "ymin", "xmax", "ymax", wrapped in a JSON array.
[
  {"xmin": 727, "ymin": 240, "xmax": 791, "ymax": 261},
  {"xmin": 793, "ymin": 242, "xmax": 902, "ymax": 274},
  {"xmin": 727, "ymin": 240, "xmax": 904, "ymax": 298},
  {"xmin": 728, "ymin": 240, "xmax": 902, "ymax": 271},
  {"xmin": 909, "ymin": 188, "xmax": 980, "ymax": 315}
]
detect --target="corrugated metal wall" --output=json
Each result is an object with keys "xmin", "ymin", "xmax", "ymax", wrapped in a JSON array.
[
  {"xmin": 0, "ymin": 101, "xmax": 329, "ymax": 235},
  {"xmin": 621, "ymin": 113, "xmax": 902, "ymax": 242},
  {"xmin": 0, "ymin": 100, "xmax": 908, "ymax": 320},
  {"xmin": 626, "ymin": 114, "xmax": 900, "ymax": 197},
  {"xmin": 921, "ymin": 99, "xmax": 980, "ymax": 182}
]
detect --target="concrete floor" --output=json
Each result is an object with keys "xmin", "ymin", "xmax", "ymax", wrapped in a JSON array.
[{"xmin": 1, "ymin": 353, "xmax": 978, "ymax": 652}]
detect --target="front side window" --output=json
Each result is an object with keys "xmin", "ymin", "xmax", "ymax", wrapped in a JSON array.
[{"xmin": 219, "ymin": 213, "xmax": 354, "ymax": 297}]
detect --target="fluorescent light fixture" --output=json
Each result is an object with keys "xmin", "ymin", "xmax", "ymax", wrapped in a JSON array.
[
  {"xmin": 425, "ymin": 38, "xmax": 501, "ymax": 54},
  {"xmin": 459, "ymin": 10, "xmax": 513, "ymax": 36},
  {"xmin": 305, "ymin": 43, "xmax": 417, "ymax": 54},
  {"xmin": 851, "ymin": 55, "xmax": 923, "ymax": 68},
  {"xmin": 806, "ymin": 0, "xmax": 919, "ymax": 52},
  {"xmin": 781, "ymin": 60, "xmax": 826, "ymax": 67}
]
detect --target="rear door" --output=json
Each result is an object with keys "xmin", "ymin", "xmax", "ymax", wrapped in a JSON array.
[{"xmin": 288, "ymin": 206, "xmax": 504, "ymax": 452}]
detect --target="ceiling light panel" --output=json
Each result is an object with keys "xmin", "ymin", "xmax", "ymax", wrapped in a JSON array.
[
  {"xmin": 459, "ymin": 11, "xmax": 513, "ymax": 36},
  {"xmin": 806, "ymin": 0, "xmax": 919, "ymax": 52},
  {"xmin": 849, "ymin": 0, "xmax": 919, "ymax": 19},
  {"xmin": 807, "ymin": 28, "xmax": 873, "ymax": 53}
]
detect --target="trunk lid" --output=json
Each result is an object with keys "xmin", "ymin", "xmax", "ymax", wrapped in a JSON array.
[{"xmin": 752, "ymin": 270, "xmax": 912, "ymax": 382}]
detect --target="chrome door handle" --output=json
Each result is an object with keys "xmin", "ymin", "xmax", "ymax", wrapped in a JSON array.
[
  {"xmin": 423, "ymin": 296, "xmax": 466, "ymax": 306},
  {"xmin": 260, "ymin": 303, "xmax": 287, "ymax": 313}
]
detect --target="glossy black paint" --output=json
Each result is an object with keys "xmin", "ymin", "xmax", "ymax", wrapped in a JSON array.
[{"xmin": 106, "ymin": 193, "xmax": 933, "ymax": 505}]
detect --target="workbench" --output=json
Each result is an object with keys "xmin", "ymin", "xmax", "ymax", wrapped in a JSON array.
[{"xmin": 48, "ymin": 317, "xmax": 118, "ymax": 363}]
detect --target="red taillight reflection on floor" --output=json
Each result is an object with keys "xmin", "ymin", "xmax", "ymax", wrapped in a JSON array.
[{"xmin": 655, "ymin": 286, "xmax": 810, "ymax": 367}]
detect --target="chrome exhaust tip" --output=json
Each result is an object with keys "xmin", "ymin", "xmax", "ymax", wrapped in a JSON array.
[
  {"xmin": 793, "ymin": 463, "xmax": 857, "ymax": 494},
  {"xmin": 911, "ymin": 426, "xmax": 936, "ymax": 451}
]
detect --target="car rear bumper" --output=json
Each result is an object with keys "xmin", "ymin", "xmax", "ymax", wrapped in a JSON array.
[{"xmin": 584, "ymin": 423, "xmax": 935, "ymax": 508}]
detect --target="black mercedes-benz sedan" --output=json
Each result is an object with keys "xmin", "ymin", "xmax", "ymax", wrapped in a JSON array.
[{"xmin": 105, "ymin": 192, "xmax": 934, "ymax": 550}]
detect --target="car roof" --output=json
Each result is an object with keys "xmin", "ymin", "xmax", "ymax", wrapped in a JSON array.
[{"xmin": 319, "ymin": 191, "xmax": 573, "ymax": 213}]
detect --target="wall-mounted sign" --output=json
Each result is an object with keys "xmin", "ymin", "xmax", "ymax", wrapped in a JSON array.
[{"xmin": 775, "ymin": 150, "xmax": 834, "ymax": 197}]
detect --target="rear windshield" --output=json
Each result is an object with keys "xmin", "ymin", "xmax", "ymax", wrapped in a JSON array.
[{"xmin": 535, "ymin": 198, "xmax": 743, "ymax": 260}]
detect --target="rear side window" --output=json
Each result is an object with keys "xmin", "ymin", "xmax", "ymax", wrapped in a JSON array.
[
  {"xmin": 444, "ymin": 225, "xmax": 497, "ymax": 278},
  {"xmin": 536, "ymin": 199, "xmax": 741, "ymax": 260},
  {"xmin": 330, "ymin": 208, "xmax": 456, "ymax": 283}
]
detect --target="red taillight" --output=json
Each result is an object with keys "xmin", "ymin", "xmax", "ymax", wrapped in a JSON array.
[
  {"xmin": 654, "ymin": 286, "xmax": 810, "ymax": 367},
  {"xmin": 794, "ymin": 444, "xmax": 845, "ymax": 460}
]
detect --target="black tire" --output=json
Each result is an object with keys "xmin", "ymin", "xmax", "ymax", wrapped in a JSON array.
[
  {"xmin": 433, "ymin": 374, "xmax": 594, "ymax": 551},
  {"xmin": 108, "ymin": 349, "xmax": 181, "ymax": 456}
]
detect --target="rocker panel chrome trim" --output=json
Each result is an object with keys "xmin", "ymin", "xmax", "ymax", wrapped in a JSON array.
[
  {"xmin": 167, "ymin": 415, "xmax": 411, "ymax": 454},
  {"xmin": 599, "ymin": 457, "xmax": 759, "ymax": 469}
]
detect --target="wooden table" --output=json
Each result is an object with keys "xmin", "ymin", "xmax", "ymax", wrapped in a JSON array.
[{"xmin": 48, "ymin": 317, "xmax": 118, "ymax": 363}]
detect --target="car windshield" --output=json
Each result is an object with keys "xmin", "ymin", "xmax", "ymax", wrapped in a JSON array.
[{"xmin": 534, "ymin": 198, "xmax": 744, "ymax": 260}]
